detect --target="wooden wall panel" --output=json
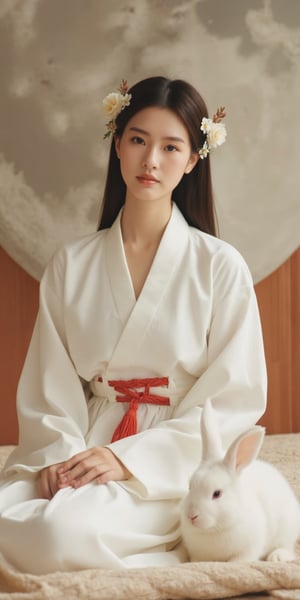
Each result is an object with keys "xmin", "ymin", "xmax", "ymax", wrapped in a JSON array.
[
  {"xmin": 0, "ymin": 247, "xmax": 38, "ymax": 444},
  {"xmin": 255, "ymin": 253, "xmax": 295, "ymax": 433},
  {"xmin": 291, "ymin": 249, "xmax": 300, "ymax": 430},
  {"xmin": 0, "ymin": 244, "xmax": 299, "ymax": 444}
]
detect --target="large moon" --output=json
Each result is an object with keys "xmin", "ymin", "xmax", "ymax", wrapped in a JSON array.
[{"xmin": 0, "ymin": 0, "xmax": 299, "ymax": 282}]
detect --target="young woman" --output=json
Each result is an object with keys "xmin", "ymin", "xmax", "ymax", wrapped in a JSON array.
[{"xmin": 0, "ymin": 76, "xmax": 267, "ymax": 573}]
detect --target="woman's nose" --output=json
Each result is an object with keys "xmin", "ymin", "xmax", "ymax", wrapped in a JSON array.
[{"xmin": 142, "ymin": 147, "xmax": 159, "ymax": 170}]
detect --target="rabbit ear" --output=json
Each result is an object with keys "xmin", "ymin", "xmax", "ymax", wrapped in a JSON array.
[
  {"xmin": 224, "ymin": 426, "xmax": 265, "ymax": 474},
  {"xmin": 201, "ymin": 399, "xmax": 223, "ymax": 461}
]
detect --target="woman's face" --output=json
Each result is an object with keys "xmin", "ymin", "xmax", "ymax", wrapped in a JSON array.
[{"xmin": 115, "ymin": 106, "xmax": 199, "ymax": 208}]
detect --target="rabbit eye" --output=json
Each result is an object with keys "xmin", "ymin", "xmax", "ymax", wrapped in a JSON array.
[{"xmin": 212, "ymin": 490, "xmax": 222, "ymax": 499}]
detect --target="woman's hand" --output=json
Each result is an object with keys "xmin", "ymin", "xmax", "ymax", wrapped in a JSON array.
[
  {"xmin": 56, "ymin": 447, "xmax": 131, "ymax": 490},
  {"xmin": 39, "ymin": 462, "xmax": 65, "ymax": 500}
]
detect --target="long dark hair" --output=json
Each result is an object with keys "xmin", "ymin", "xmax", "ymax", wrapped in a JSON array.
[{"xmin": 98, "ymin": 76, "xmax": 218, "ymax": 236}]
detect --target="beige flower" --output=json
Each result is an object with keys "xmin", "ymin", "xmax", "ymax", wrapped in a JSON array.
[
  {"xmin": 102, "ymin": 92, "xmax": 127, "ymax": 120},
  {"xmin": 102, "ymin": 81, "xmax": 132, "ymax": 139},
  {"xmin": 207, "ymin": 122, "xmax": 227, "ymax": 149}
]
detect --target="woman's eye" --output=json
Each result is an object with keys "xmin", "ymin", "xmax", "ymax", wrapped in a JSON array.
[
  {"xmin": 165, "ymin": 144, "xmax": 178, "ymax": 152},
  {"xmin": 131, "ymin": 136, "xmax": 145, "ymax": 144}
]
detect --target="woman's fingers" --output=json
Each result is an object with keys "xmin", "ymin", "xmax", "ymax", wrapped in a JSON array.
[
  {"xmin": 70, "ymin": 464, "xmax": 110, "ymax": 488},
  {"xmin": 39, "ymin": 471, "xmax": 51, "ymax": 499},
  {"xmin": 56, "ymin": 447, "xmax": 129, "ymax": 489},
  {"xmin": 56, "ymin": 449, "xmax": 90, "ymax": 475},
  {"xmin": 49, "ymin": 472, "xmax": 59, "ymax": 497},
  {"xmin": 39, "ymin": 465, "xmax": 60, "ymax": 499},
  {"xmin": 57, "ymin": 450, "xmax": 102, "ymax": 485},
  {"xmin": 38, "ymin": 450, "xmax": 130, "ymax": 498},
  {"xmin": 58, "ymin": 458, "xmax": 100, "ymax": 487}
]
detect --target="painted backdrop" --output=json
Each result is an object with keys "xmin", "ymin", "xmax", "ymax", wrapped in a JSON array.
[{"xmin": 0, "ymin": 0, "xmax": 299, "ymax": 282}]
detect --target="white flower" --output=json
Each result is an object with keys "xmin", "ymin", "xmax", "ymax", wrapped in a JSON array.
[
  {"xmin": 199, "ymin": 108, "xmax": 227, "ymax": 158},
  {"xmin": 102, "ymin": 92, "xmax": 130, "ymax": 120},
  {"xmin": 200, "ymin": 117, "xmax": 212, "ymax": 134},
  {"xmin": 121, "ymin": 93, "xmax": 131, "ymax": 108},
  {"xmin": 199, "ymin": 142, "xmax": 209, "ymax": 159},
  {"xmin": 207, "ymin": 122, "xmax": 227, "ymax": 150}
]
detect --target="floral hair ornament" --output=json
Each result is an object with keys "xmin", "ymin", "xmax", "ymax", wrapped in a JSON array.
[
  {"xmin": 102, "ymin": 80, "xmax": 131, "ymax": 139},
  {"xmin": 199, "ymin": 107, "xmax": 227, "ymax": 159}
]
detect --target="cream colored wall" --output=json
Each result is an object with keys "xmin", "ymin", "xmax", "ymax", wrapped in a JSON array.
[{"xmin": 0, "ymin": 0, "xmax": 299, "ymax": 282}]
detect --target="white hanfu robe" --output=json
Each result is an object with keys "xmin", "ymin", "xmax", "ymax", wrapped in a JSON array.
[{"xmin": 0, "ymin": 204, "xmax": 267, "ymax": 574}]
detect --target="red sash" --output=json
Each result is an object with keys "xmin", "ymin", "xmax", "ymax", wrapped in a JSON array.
[{"xmin": 97, "ymin": 377, "xmax": 170, "ymax": 442}]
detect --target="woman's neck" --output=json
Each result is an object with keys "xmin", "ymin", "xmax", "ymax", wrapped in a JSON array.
[{"xmin": 121, "ymin": 201, "xmax": 172, "ymax": 249}]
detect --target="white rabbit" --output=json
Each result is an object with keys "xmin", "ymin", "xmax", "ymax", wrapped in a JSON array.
[{"xmin": 180, "ymin": 399, "xmax": 300, "ymax": 562}]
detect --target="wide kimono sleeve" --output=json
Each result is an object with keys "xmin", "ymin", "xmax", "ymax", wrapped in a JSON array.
[
  {"xmin": 3, "ymin": 248, "xmax": 89, "ymax": 476},
  {"xmin": 108, "ymin": 245, "xmax": 267, "ymax": 500}
]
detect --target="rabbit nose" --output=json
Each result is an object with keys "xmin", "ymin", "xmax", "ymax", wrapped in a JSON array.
[{"xmin": 188, "ymin": 514, "xmax": 198, "ymax": 524}]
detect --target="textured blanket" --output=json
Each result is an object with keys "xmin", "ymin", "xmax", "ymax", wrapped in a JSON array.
[{"xmin": 0, "ymin": 435, "xmax": 299, "ymax": 600}]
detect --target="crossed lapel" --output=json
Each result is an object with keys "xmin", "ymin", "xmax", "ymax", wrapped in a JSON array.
[{"xmin": 104, "ymin": 204, "xmax": 190, "ymax": 370}]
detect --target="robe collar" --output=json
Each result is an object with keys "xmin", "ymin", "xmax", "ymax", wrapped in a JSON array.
[{"xmin": 104, "ymin": 203, "xmax": 190, "ymax": 369}]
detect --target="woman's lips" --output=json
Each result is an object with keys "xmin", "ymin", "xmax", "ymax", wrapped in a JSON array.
[{"xmin": 136, "ymin": 175, "xmax": 159, "ymax": 185}]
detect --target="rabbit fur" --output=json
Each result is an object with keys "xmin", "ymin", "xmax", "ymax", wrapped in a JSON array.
[{"xmin": 180, "ymin": 399, "xmax": 300, "ymax": 562}]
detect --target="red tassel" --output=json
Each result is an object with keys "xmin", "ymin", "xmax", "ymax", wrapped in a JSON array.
[
  {"xmin": 107, "ymin": 377, "xmax": 170, "ymax": 443},
  {"xmin": 111, "ymin": 400, "xmax": 138, "ymax": 442}
]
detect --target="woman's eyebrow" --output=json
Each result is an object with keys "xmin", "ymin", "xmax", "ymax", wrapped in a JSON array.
[{"xmin": 129, "ymin": 126, "xmax": 185, "ymax": 143}]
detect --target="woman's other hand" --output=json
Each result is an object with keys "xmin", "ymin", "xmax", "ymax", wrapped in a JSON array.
[
  {"xmin": 56, "ymin": 447, "xmax": 131, "ymax": 490},
  {"xmin": 39, "ymin": 462, "xmax": 65, "ymax": 499}
]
